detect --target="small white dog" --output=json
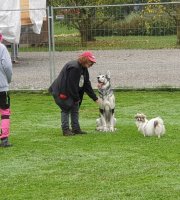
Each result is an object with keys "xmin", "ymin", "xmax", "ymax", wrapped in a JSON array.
[{"xmin": 135, "ymin": 113, "xmax": 165, "ymax": 138}]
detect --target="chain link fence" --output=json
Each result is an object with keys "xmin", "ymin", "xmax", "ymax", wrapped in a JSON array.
[{"xmin": 1, "ymin": 2, "xmax": 179, "ymax": 90}]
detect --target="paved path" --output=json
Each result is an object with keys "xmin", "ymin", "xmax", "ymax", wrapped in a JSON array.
[{"xmin": 10, "ymin": 49, "xmax": 180, "ymax": 90}]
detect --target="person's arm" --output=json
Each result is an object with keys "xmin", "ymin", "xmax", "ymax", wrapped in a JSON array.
[
  {"xmin": 84, "ymin": 69, "xmax": 98, "ymax": 101},
  {"xmin": 1, "ymin": 46, "xmax": 12, "ymax": 83}
]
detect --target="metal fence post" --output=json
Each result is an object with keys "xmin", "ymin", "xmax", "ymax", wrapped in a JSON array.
[
  {"xmin": 48, "ymin": 6, "xmax": 55, "ymax": 84},
  {"xmin": 51, "ymin": 6, "xmax": 56, "ymax": 81}
]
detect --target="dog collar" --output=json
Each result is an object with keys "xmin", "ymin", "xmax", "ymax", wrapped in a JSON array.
[{"xmin": 98, "ymin": 86, "xmax": 113, "ymax": 99}]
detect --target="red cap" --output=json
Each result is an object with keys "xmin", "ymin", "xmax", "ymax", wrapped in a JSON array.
[
  {"xmin": 0, "ymin": 33, "xmax": 3, "ymax": 42},
  {"xmin": 80, "ymin": 51, "xmax": 96, "ymax": 63}
]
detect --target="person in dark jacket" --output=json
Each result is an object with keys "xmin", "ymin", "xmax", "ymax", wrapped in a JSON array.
[{"xmin": 49, "ymin": 51, "xmax": 100, "ymax": 136}]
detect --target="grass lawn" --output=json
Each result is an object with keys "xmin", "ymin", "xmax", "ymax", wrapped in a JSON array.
[
  {"xmin": 18, "ymin": 35, "xmax": 178, "ymax": 52},
  {"xmin": 55, "ymin": 35, "xmax": 178, "ymax": 51},
  {"xmin": 54, "ymin": 24, "xmax": 178, "ymax": 51},
  {"xmin": 0, "ymin": 91, "xmax": 179, "ymax": 200}
]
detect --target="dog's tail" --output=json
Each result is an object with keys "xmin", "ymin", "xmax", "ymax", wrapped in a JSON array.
[
  {"xmin": 154, "ymin": 117, "xmax": 165, "ymax": 137},
  {"xmin": 154, "ymin": 120, "xmax": 158, "ymax": 127},
  {"xmin": 154, "ymin": 117, "xmax": 164, "ymax": 127}
]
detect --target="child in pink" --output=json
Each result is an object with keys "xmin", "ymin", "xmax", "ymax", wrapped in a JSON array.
[{"xmin": 0, "ymin": 33, "xmax": 13, "ymax": 147}]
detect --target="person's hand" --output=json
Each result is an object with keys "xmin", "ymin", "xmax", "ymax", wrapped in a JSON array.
[
  {"xmin": 97, "ymin": 82, "xmax": 103, "ymax": 89},
  {"xmin": 74, "ymin": 100, "xmax": 80, "ymax": 104},
  {"xmin": 95, "ymin": 98, "xmax": 102, "ymax": 104}
]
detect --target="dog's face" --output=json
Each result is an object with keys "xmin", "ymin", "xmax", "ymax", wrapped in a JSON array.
[
  {"xmin": 97, "ymin": 70, "xmax": 111, "ymax": 90},
  {"xmin": 135, "ymin": 113, "xmax": 146, "ymax": 123}
]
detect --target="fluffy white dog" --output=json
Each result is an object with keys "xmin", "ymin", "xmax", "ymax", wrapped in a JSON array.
[
  {"xmin": 96, "ymin": 70, "xmax": 116, "ymax": 132},
  {"xmin": 135, "ymin": 113, "xmax": 165, "ymax": 138}
]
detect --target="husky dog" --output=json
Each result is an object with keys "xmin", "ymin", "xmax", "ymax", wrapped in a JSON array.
[
  {"xmin": 135, "ymin": 113, "xmax": 165, "ymax": 138},
  {"xmin": 96, "ymin": 70, "xmax": 116, "ymax": 132}
]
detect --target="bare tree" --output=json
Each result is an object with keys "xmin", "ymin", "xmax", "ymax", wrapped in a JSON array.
[
  {"xmin": 176, "ymin": 5, "xmax": 180, "ymax": 45},
  {"xmin": 53, "ymin": 0, "xmax": 131, "ymax": 46}
]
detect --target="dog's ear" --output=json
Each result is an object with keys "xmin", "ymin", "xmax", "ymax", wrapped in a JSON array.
[
  {"xmin": 135, "ymin": 113, "xmax": 139, "ymax": 119},
  {"xmin": 135, "ymin": 113, "xmax": 139, "ymax": 117},
  {"xmin": 106, "ymin": 70, "xmax": 111, "ymax": 79},
  {"xmin": 140, "ymin": 114, "xmax": 146, "ymax": 122},
  {"xmin": 97, "ymin": 73, "xmax": 101, "ymax": 78},
  {"xmin": 141, "ymin": 113, "xmax": 146, "ymax": 118}
]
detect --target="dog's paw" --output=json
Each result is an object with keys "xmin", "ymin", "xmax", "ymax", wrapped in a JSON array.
[
  {"xmin": 96, "ymin": 126, "xmax": 104, "ymax": 132},
  {"xmin": 96, "ymin": 127, "xmax": 101, "ymax": 131},
  {"xmin": 103, "ymin": 127, "xmax": 108, "ymax": 132},
  {"xmin": 109, "ymin": 126, "xmax": 115, "ymax": 132}
]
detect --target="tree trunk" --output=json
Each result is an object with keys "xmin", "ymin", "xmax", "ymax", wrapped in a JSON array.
[
  {"xmin": 176, "ymin": 5, "xmax": 180, "ymax": 45},
  {"xmin": 79, "ymin": 29, "xmax": 88, "ymax": 47},
  {"xmin": 78, "ymin": 18, "xmax": 96, "ymax": 47},
  {"xmin": 177, "ymin": 25, "xmax": 180, "ymax": 46}
]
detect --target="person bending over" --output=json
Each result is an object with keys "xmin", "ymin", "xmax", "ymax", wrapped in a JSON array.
[{"xmin": 49, "ymin": 51, "xmax": 100, "ymax": 136}]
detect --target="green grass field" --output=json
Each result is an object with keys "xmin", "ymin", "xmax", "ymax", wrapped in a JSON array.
[
  {"xmin": 1, "ymin": 91, "xmax": 179, "ymax": 200},
  {"xmin": 53, "ymin": 23, "xmax": 179, "ymax": 51},
  {"xmin": 55, "ymin": 35, "xmax": 178, "ymax": 51},
  {"xmin": 19, "ymin": 35, "xmax": 178, "ymax": 52}
]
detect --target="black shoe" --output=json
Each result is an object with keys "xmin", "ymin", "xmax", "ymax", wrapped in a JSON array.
[
  {"xmin": 72, "ymin": 129, "xmax": 87, "ymax": 134},
  {"xmin": 62, "ymin": 129, "xmax": 76, "ymax": 136},
  {"xmin": 0, "ymin": 142, "xmax": 12, "ymax": 147},
  {"xmin": 0, "ymin": 138, "xmax": 12, "ymax": 148}
]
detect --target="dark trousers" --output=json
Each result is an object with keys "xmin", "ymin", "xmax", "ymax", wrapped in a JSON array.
[
  {"xmin": 0, "ymin": 91, "xmax": 10, "ymax": 109},
  {"xmin": 61, "ymin": 103, "xmax": 80, "ymax": 131},
  {"xmin": 0, "ymin": 92, "xmax": 11, "ymax": 139},
  {"xmin": 53, "ymin": 95, "xmax": 80, "ymax": 131}
]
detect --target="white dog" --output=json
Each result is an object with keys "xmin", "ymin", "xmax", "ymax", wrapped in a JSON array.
[
  {"xmin": 135, "ymin": 113, "xmax": 165, "ymax": 138},
  {"xmin": 96, "ymin": 70, "xmax": 116, "ymax": 132}
]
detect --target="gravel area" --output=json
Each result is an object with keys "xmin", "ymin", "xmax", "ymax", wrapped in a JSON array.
[{"xmin": 10, "ymin": 49, "xmax": 180, "ymax": 90}]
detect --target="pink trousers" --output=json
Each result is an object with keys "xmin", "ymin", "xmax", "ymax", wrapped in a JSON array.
[{"xmin": 0, "ymin": 108, "xmax": 11, "ymax": 139}]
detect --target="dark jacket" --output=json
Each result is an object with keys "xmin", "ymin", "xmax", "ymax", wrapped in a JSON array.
[{"xmin": 49, "ymin": 60, "xmax": 98, "ymax": 103}]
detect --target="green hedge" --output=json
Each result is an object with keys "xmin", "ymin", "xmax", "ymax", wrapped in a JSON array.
[{"xmin": 94, "ymin": 12, "xmax": 176, "ymax": 36}]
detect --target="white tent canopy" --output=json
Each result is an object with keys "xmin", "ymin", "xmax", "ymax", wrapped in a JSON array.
[
  {"xmin": 0, "ymin": 0, "xmax": 46, "ymax": 43},
  {"xmin": 29, "ymin": 0, "xmax": 47, "ymax": 34},
  {"xmin": 0, "ymin": 0, "xmax": 21, "ymax": 43}
]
